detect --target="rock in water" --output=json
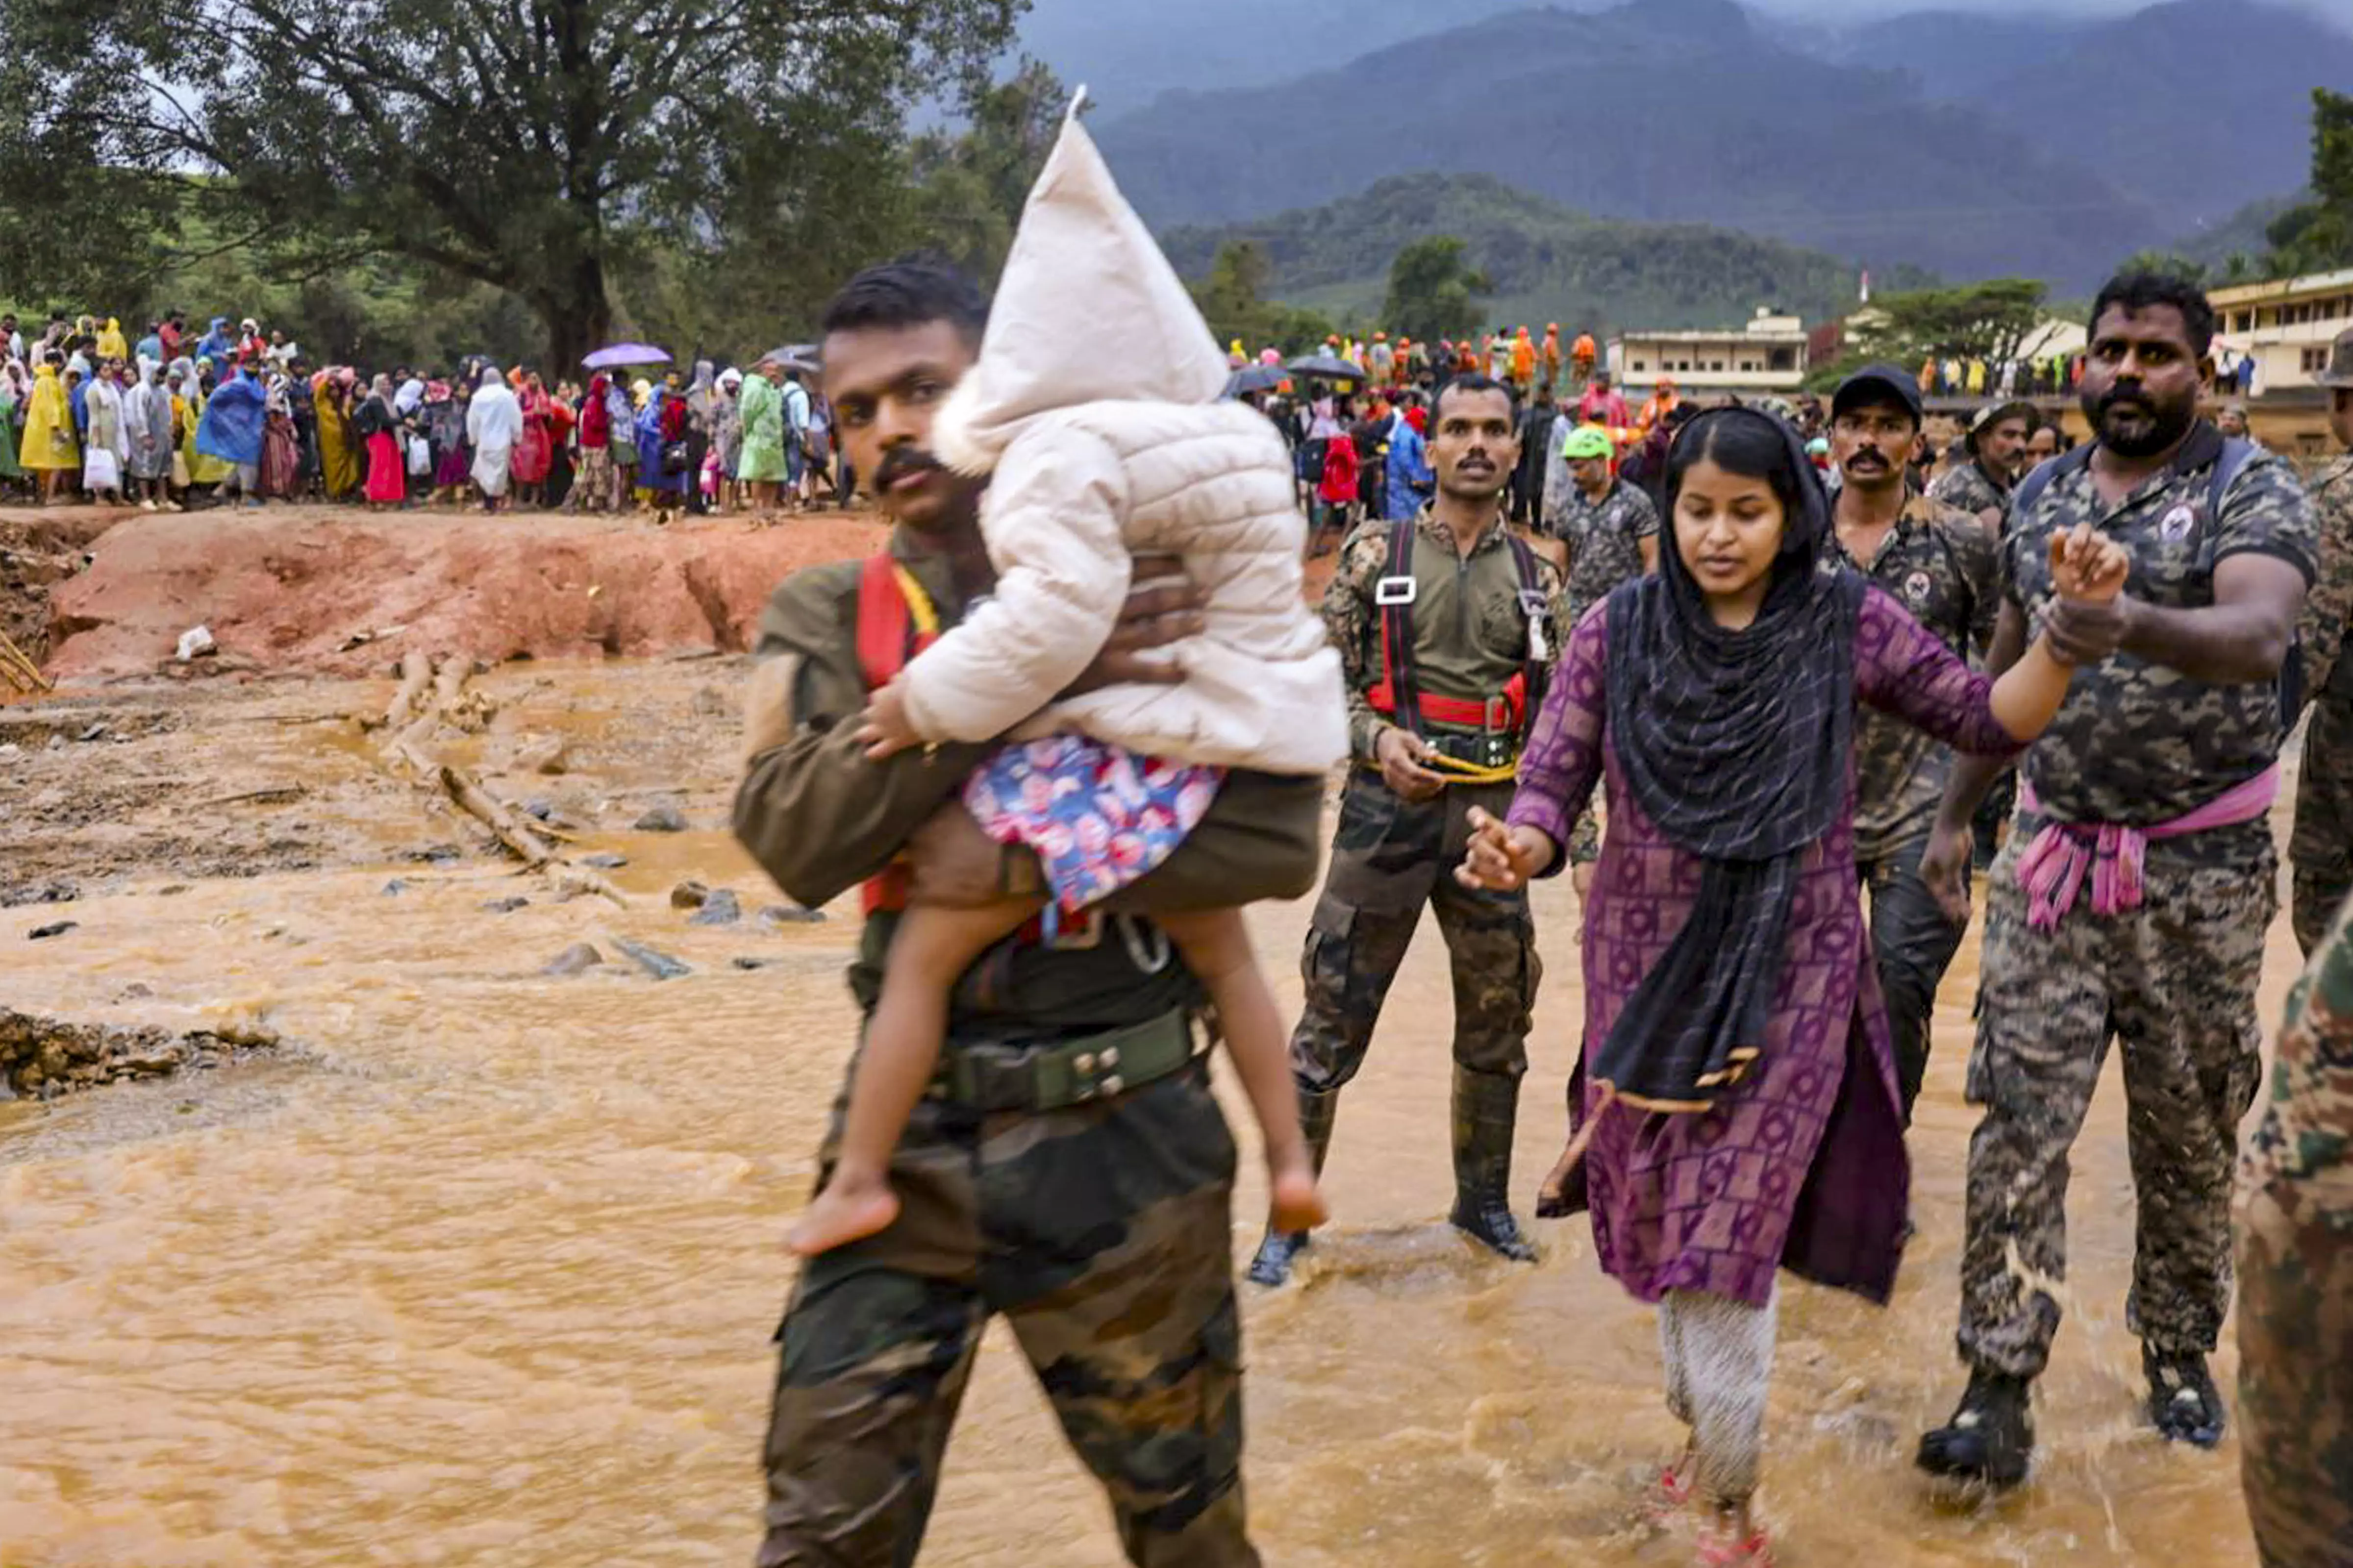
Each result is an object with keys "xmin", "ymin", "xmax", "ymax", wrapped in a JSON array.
[
  {"xmin": 381, "ymin": 879, "xmax": 410, "ymax": 896},
  {"xmin": 542, "ymin": 943, "xmax": 604, "ymax": 976},
  {"xmin": 688, "ymin": 889, "xmax": 741, "ymax": 926},
  {"xmin": 730, "ymin": 956, "xmax": 772, "ymax": 971},
  {"xmin": 758, "ymin": 904, "xmax": 828, "ymax": 927},
  {"xmin": 479, "ymin": 896, "xmax": 530, "ymax": 913},
  {"xmin": 633, "ymin": 806, "xmax": 688, "ymax": 833},
  {"xmin": 612, "ymin": 938, "xmax": 691, "ymax": 981},
  {"xmin": 579, "ymin": 852, "xmax": 628, "ymax": 870},
  {"xmin": 669, "ymin": 880, "xmax": 711, "ymax": 910},
  {"xmin": 28, "ymin": 921, "xmax": 78, "ymax": 941}
]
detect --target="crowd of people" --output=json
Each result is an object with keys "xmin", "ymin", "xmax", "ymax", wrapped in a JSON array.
[
  {"xmin": 0, "ymin": 310, "xmax": 852, "ymax": 519},
  {"xmin": 732, "ymin": 98, "xmax": 2353, "ymax": 1568}
]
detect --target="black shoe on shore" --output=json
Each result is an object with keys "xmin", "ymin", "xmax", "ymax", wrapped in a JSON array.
[
  {"xmin": 2145, "ymin": 1347, "xmax": 2227, "ymax": 1448},
  {"xmin": 1917, "ymin": 1368, "xmax": 2035, "ymax": 1488}
]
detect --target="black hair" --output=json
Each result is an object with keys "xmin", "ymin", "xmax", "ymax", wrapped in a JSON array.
[
  {"xmin": 819, "ymin": 252, "xmax": 988, "ymax": 349},
  {"xmin": 1431, "ymin": 372, "xmax": 1519, "ymax": 429},
  {"xmin": 1665, "ymin": 408, "xmax": 1811, "ymax": 544},
  {"xmin": 2090, "ymin": 270, "xmax": 2217, "ymax": 357}
]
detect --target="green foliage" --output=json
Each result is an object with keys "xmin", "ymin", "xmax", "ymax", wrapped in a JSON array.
[
  {"xmin": 1382, "ymin": 237, "xmax": 1489, "ymax": 345},
  {"xmin": 905, "ymin": 61, "xmax": 1068, "ymax": 283},
  {"xmin": 2265, "ymin": 89, "xmax": 2353, "ymax": 277},
  {"xmin": 1847, "ymin": 279, "xmax": 2049, "ymax": 371},
  {"xmin": 1189, "ymin": 242, "xmax": 1335, "ymax": 354},
  {"xmin": 2116, "ymin": 250, "xmax": 2211, "ymax": 286},
  {"xmin": 0, "ymin": 0, "xmax": 1026, "ymax": 373},
  {"xmin": 1161, "ymin": 173, "xmax": 1935, "ymax": 341}
]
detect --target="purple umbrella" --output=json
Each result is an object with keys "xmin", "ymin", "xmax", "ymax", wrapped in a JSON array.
[{"xmin": 582, "ymin": 343, "xmax": 672, "ymax": 370}]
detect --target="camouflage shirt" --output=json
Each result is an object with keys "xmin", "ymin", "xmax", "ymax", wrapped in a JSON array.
[
  {"xmin": 2003, "ymin": 421, "xmax": 2318, "ymax": 858},
  {"xmin": 2245, "ymin": 890, "xmax": 2353, "ymax": 1187},
  {"xmin": 1544, "ymin": 477, "xmax": 1659, "ymax": 629},
  {"xmin": 1324, "ymin": 504, "xmax": 1569, "ymax": 762},
  {"xmin": 1827, "ymin": 487, "xmax": 2000, "ymax": 862},
  {"xmin": 2296, "ymin": 454, "xmax": 2353, "ymax": 705},
  {"xmin": 1927, "ymin": 458, "xmax": 2012, "ymax": 530}
]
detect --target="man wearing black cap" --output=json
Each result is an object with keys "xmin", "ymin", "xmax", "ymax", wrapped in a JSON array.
[
  {"xmin": 2290, "ymin": 326, "xmax": 2353, "ymax": 954},
  {"xmin": 1930, "ymin": 399, "xmax": 2037, "ymax": 536},
  {"xmin": 1826, "ymin": 366, "xmax": 1999, "ymax": 1121}
]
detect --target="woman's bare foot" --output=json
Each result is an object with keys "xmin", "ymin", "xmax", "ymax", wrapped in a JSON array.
[
  {"xmin": 1269, "ymin": 1161, "xmax": 1328, "ymax": 1235},
  {"xmin": 787, "ymin": 1176, "xmax": 901, "ymax": 1256}
]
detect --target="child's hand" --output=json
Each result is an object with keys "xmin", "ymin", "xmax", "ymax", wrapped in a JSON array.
[
  {"xmin": 1455, "ymin": 807, "xmax": 1554, "ymax": 892},
  {"xmin": 2048, "ymin": 522, "xmax": 2129, "ymax": 605},
  {"xmin": 854, "ymin": 680, "xmax": 924, "ymax": 760}
]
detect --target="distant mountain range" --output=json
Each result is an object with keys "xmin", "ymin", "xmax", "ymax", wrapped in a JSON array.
[
  {"xmin": 1161, "ymin": 172, "xmax": 1938, "ymax": 335},
  {"xmin": 1041, "ymin": 0, "xmax": 2353, "ymax": 290}
]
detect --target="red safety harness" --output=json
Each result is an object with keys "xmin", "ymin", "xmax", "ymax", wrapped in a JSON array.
[
  {"xmin": 854, "ymin": 551, "xmax": 937, "ymax": 916},
  {"xmin": 1363, "ymin": 520, "xmax": 1550, "ymax": 737}
]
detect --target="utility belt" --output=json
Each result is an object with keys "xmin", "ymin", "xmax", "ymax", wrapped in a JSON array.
[
  {"xmin": 918, "ymin": 1007, "xmax": 1205, "ymax": 1113},
  {"xmin": 1420, "ymin": 727, "xmax": 1519, "ymax": 772}
]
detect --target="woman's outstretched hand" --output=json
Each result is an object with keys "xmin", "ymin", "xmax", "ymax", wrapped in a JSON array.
[{"xmin": 1457, "ymin": 806, "xmax": 1555, "ymax": 892}]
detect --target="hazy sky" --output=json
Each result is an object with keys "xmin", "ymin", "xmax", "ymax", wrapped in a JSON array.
[{"xmin": 1757, "ymin": 0, "xmax": 2345, "ymax": 17}]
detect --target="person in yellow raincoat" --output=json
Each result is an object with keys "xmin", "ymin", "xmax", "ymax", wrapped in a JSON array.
[
  {"xmin": 183, "ymin": 364, "xmax": 233, "ymax": 489},
  {"xmin": 20, "ymin": 359, "xmax": 78, "ymax": 504},
  {"xmin": 313, "ymin": 369, "xmax": 357, "ymax": 499},
  {"xmin": 95, "ymin": 317, "xmax": 128, "ymax": 361}
]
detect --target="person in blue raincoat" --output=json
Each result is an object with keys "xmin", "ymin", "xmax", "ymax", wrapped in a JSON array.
[
  {"xmin": 1384, "ymin": 398, "xmax": 1434, "ymax": 521},
  {"xmin": 196, "ymin": 363, "xmax": 269, "ymax": 505}
]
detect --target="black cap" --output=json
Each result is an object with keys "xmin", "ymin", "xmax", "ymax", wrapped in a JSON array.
[{"xmin": 1832, "ymin": 363, "xmax": 1923, "ymax": 423}]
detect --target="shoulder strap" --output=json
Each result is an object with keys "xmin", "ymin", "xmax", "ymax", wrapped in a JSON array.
[
  {"xmin": 854, "ymin": 550, "xmax": 939, "ymax": 691},
  {"xmin": 2208, "ymin": 436, "xmax": 2257, "ymax": 519},
  {"xmin": 1505, "ymin": 531, "xmax": 1551, "ymax": 721},
  {"xmin": 2009, "ymin": 443, "xmax": 2092, "ymax": 524},
  {"xmin": 2203, "ymin": 436, "xmax": 2302, "ymax": 719},
  {"xmin": 1377, "ymin": 520, "xmax": 1421, "ymax": 735}
]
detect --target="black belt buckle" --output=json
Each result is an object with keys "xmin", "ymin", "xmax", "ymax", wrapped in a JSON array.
[{"xmin": 1473, "ymin": 732, "xmax": 1515, "ymax": 772}]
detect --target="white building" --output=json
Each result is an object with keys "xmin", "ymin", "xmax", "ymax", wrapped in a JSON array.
[
  {"xmin": 2208, "ymin": 267, "xmax": 2353, "ymax": 393},
  {"xmin": 1608, "ymin": 306, "xmax": 1807, "ymax": 392}
]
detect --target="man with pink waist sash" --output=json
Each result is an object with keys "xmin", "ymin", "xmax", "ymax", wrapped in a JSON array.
[{"xmin": 1908, "ymin": 272, "xmax": 2319, "ymax": 1488}]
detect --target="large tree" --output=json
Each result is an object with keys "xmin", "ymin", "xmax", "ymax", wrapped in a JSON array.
[
  {"xmin": 1847, "ymin": 278, "xmax": 2048, "ymax": 369},
  {"xmin": 1381, "ymin": 237, "xmax": 1488, "ymax": 345},
  {"xmin": 2266, "ymin": 87, "xmax": 2353, "ymax": 276},
  {"xmin": 0, "ymin": 0, "xmax": 1024, "ymax": 373}
]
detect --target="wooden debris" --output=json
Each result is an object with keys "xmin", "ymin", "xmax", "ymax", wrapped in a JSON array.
[{"xmin": 0, "ymin": 627, "xmax": 52, "ymax": 694}]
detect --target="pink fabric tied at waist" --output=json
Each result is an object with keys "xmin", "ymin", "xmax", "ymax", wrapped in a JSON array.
[{"xmin": 2014, "ymin": 764, "xmax": 2280, "ymax": 931}]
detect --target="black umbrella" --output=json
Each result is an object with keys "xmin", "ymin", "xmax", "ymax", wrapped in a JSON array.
[
  {"xmin": 1224, "ymin": 364, "xmax": 1287, "ymax": 397},
  {"xmin": 1285, "ymin": 352, "xmax": 1364, "ymax": 382}
]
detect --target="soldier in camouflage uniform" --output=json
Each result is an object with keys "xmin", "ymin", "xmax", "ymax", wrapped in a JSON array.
[
  {"xmin": 1247, "ymin": 375, "xmax": 1569, "ymax": 1288},
  {"xmin": 1931, "ymin": 399, "xmax": 2036, "ymax": 866},
  {"xmin": 2238, "ymin": 884, "xmax": 2353, "ymax": 1568},
  {"xmin": 1541, "ymin": 422, "xmax": 1657, "ymax": 875},
  {"xmin": 1928, "ymin": 399, "xmax": 2035, "ymax": 534},
  {"xmin": 1824, "ymin": 367, "xmax": 2000, "ymax": 1121},
  {"xmin": 736, "ymin": 259, "xmax": 1322, "ymax": 1566},
  {"xmin": 2290, "ymin": 328, "xmax": 2353, "ymax": 955},
  {"xmin": 1916, "ymin": 274, "xmax": 2317, "ymax": 1487}
]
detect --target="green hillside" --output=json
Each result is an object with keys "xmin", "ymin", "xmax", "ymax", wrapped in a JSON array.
[{"xmin": 1160, "ymin": 173, "xmax": 1937, "ymax": 338}]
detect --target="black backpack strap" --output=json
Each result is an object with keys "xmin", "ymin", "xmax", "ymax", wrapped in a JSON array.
[
  {"xmin": 2203, "ymin": 436, "xmax": 2303, "ymax": 718},
  {"xmin": 1376, "ymin": 518, "xmax": 1421, "ymax": 737},
  {"xmin": 1505, "ymin": 531, "xmax": 1551, "ymax": 720}
]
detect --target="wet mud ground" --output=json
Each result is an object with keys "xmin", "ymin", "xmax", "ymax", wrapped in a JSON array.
[{"xmin": 0, "ymin": 655, "xmax": 2312, "ymax": 1566}]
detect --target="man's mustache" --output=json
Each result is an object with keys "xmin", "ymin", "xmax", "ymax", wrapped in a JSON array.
[{"xmin": 873, "ymin": 447, "xmax": 944, "ymax": 489}]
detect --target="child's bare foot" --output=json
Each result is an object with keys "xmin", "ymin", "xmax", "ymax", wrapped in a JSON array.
[
  {"xmin": 787, "ymin": 1177, "xmax": 901, "ymax": 1256},
  {"xmin": 1269, "ymin": 1161, "xmax": 1328, "ymax": 1235}
]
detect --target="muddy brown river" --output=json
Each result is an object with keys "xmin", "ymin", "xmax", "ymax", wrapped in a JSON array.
[{"xmin": 0, "ymin": 660, "xmax": 2307, "ymax": 1566}]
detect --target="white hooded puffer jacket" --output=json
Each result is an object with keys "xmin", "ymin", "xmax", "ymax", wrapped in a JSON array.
[{"xmin": 896, "ymin": 103, "xmax": 1347, "ymax": 776}]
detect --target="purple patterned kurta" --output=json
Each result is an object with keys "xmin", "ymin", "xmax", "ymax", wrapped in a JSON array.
[{"xmin": 1509, "ymin": 586, "xmax": 2018, "ymax": 1307}]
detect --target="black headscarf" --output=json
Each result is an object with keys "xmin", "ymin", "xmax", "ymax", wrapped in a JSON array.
[{"xmin": 1595, "ymin": 407, "xmax": 1865, "ymax": 1111}]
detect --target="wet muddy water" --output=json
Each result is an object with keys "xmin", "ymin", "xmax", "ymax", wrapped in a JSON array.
[{"xmin": 0, "ymin": 662, "xmax": 2305, "ymax": 1566}]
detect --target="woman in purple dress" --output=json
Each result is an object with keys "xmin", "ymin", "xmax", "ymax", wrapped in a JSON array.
[{"xmin": 1458, "ymin": 408, "xmax": 2127, "ymax": 1567}]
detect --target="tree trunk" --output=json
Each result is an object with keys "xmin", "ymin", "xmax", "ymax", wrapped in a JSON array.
[{"xmin": 542, "ymin": 247, "xmax": 613, "ymax": 383}]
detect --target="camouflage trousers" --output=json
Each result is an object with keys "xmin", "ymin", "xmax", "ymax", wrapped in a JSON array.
[
  {"xmin": 1956, "ymin": 830, "xmax": 2274, "ymax": 1380},
  {"xmin": 1858, "ymin": 833, "xmax": 1972, "ymax": 1124},
  {"xmin": 759, "ymin": 1051, "xmax": 1258, "ymax": 1568},
  {"xmin": 1289, "ymin": 772, "xmax": 1537, "ymax": 1095},
  {"xmin": 2291, "ymin": 697, "xmax": 2353, "ymax": 956},
  {"xmin": 2238, "ymin": 889, "xmax": 2353, "ymax": 1568}
]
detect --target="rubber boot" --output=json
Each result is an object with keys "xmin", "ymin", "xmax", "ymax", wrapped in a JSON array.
[
  {"xmin": 1916, "ymin": 1366, "xmax": 2035, "ymax": 1487},
  {"xmin": 1245, "ymin": 1086, "xmax": 1337, "ymax": 1287},
  {"xmin": 2145, "ymin": 1345, "xmax": 2227, "ymax": 1448},
  {"xmin": 1448, "ymin": 1066, "xmax": 1537, "ymax": 1261}
]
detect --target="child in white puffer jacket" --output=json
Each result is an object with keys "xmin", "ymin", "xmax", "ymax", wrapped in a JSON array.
[{"xmin": 788, "ymin": 97, "xmax": 1348, "ymax": 1257}]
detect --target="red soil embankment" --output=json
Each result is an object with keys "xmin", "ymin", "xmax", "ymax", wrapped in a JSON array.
[{"xmin": 41, "ymin": 507, "xmax": 886, "ymax": 681}]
